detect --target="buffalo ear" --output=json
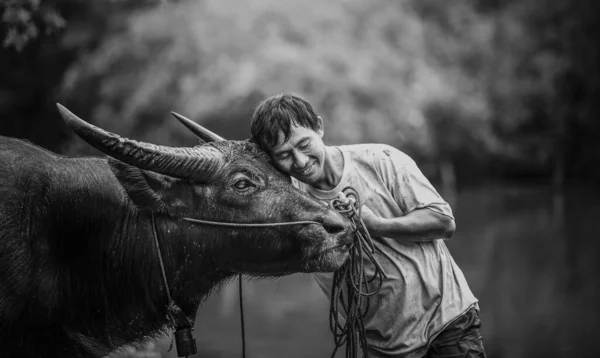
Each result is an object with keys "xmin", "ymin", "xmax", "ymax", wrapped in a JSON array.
[{"xmin": 108, "ymin": 158, "xmax": 189, "ymax": 214}]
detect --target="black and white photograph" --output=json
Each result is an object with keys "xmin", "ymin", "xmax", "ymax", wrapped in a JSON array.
[{"xmin": 1, "ymin": 1, "xmax": 598, "ymax": 357}]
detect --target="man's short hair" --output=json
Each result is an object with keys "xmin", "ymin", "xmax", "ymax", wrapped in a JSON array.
[{"xmin": 250, "ymin": 94, "xmax": 320, "ymax": 151}]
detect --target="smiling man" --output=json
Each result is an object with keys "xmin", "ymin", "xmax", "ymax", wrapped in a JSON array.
[{"xmin": 250, "ymin": 94, "xmax": 486, "ymax": 358}]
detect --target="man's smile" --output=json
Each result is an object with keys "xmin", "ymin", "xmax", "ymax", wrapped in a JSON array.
[{"xmin": 295, "ymin": 161, "xmax": 315, "ymax": 176}]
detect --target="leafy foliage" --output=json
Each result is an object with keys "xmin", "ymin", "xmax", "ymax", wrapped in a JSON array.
[
  {"xmin": 1, "ymin": 0, "xmax": 64, "ymax": 50},
  {"xmin": 2, "ymin": 0, "xmax": 600, "ymax": 184}
]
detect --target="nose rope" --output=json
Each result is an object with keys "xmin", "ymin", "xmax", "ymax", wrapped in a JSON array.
[
  {"xmin": 152, "ymin": 193, "xmax": 377, "ymax": 358},
  {"xmin": 151, "ymin": 213, "xmax": 330, "ymax": 358},
  {"xmin": 181, "ymin": 217, "xmax": 321, "ymax": 227}
]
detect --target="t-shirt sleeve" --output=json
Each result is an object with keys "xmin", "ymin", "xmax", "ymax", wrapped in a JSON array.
[{"xmin": 375, "ymin": 146, "xmax": 454, "ymax": 219}]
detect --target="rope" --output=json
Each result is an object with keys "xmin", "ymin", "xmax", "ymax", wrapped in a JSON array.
[
  {"xmin": 151, "ymin": 213, "xmax": 196, "ymax": 358},
  {"xmin": 239, "ymin": 274, "xmax": 246, "ymax": 358},
  {"xmin": 152, "ymin": 213, "xmax": 320, "ymax": 358},
  {"xmin": 151, "ymin": 188, "xmax": 383, "ymax": 358},
  {"xmin": 181, "ymin": 217, "xmax": 320, "ymax": 227},
  {"xmin": 151, "ymin": 213, "xmax": 173, "ymax": 304},
  {"xmin": 328, "ymin": 187, "xmax": 387, "ymax": 358}
]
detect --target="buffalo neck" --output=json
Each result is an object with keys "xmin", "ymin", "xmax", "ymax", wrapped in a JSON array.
[{"xmin": 40, "ymin": 158, "xmax": 233, "ymax": 347}]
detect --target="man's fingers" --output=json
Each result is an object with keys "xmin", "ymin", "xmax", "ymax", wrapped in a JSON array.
[{"xmin": 337, "ymin": 192, "xmax": 350, "ymax": 205}]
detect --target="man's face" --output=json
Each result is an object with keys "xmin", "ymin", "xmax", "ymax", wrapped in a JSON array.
[{"xmin": 268, "ymin": 124, "xmax": 327, "ymax": 186}]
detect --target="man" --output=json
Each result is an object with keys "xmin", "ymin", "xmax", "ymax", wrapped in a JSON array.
[{"xmin": 250, "ymin": 94, "xmax": 486, "ymax": 358}]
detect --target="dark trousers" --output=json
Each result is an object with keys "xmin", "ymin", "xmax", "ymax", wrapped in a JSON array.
[{"xmin": 424, "ymin": 307, "xmax": 487, "ymax": 358}]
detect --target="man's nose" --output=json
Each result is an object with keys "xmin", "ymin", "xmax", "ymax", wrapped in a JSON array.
[{"xmin": 293, "ymin": 150, "xmax": 309, "ymax": 168}]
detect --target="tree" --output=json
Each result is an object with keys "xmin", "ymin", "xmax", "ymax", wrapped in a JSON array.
[{"xmin": 3, "ymin": 0, "xmax": 600, "ymax": 184}]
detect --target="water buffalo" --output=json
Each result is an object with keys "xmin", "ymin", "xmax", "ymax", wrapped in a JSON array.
[{"xmin": 0, "ymin": 105, "xmax": 353, "ymax": 358}]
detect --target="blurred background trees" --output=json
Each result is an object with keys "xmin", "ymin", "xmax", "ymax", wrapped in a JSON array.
[
  {"xmin": 2, "ymin": 1, "xmax": 599, "ymax": 357},
  {"xmin": 1, "ymin": 0, "xmax": 598, "ymax": 185}
]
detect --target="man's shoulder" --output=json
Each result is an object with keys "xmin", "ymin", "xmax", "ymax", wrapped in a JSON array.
[{"xmin": 339, "ymin": 143, "xmax": 414, "ymax": 167}]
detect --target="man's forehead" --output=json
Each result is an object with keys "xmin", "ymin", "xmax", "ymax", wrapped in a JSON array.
[
  {"xmin": 271, "ymin": 133, "xmax": 294, "ymax": 152},
  {"xmin": 273, "ymin": 125, "xmax": 312, "ymax": 149}
]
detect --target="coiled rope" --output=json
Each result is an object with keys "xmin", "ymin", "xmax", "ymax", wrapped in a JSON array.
[{"xmin": 328, "ymin": 187, "xmax": 388, "ymax": 358}]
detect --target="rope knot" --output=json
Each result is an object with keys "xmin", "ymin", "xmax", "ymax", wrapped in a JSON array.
[
  {"xmin": 165, "ymin": 300, "xmax": 180, "ymax": 327},
  {"xmin": 330, "ymin": 188, "xmax": 361, "ymax": 221},
  {"xmin": 166, "ymin": 301, "xmax": 193, "ymax": 330}
]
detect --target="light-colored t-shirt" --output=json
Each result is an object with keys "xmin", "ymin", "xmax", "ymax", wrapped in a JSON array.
[{"xmin": 293, "ymin": 144, "xmax": 477, "ymax": 358}]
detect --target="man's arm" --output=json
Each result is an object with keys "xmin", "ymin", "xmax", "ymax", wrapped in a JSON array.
[
  {"xmin": 360, "ymin": 205, "xmax": 455, "ymax": 243},
  {"xmin": 364, "ymin": 146, "xmax": 455, "ymax": 243}
]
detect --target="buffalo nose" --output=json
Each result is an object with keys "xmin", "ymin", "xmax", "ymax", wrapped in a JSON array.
[{"xmin": 321, "ymin": 212, "xmax": 349, "ymax": 235}]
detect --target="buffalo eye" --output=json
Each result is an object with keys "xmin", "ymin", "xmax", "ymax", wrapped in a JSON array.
[{"xmin": 233, "ymin": 179, "xmax": 255, "ymax": 191}]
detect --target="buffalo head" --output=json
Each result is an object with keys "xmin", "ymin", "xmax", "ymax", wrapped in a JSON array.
[{"xmin": 56, "ymin": 104, "xmax": 353, "ymax": 275}]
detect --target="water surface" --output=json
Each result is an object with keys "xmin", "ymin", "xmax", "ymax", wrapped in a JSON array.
[{"xmin": 153, "ymin": 185, "xmax": 600, "ymax": 358}]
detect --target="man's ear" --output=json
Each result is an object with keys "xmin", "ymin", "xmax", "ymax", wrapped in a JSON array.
[
  {"xmin": 316, "ymin": 116, "xmax": 324, "ymax": 138},
  {"xmin": 108, "ymin": 158, "xmax": 191, "ymax": 214}
]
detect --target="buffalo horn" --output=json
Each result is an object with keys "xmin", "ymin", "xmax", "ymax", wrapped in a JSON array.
[
  {"xmin": 171, "ymin": 112, "xmax": 225, "ymax": 142},
  {"xmin": 56, "ymin": 104, "xmax": 222, "ymax": 181}
]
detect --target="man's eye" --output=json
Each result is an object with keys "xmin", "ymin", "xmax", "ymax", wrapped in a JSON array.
[
  {"xmin": 233, "ymin": 179, "xmax": 254, "ymax": 190},
  {"xmin": 277, "ymin": 153, "xmax": 289, "ymax": 160}
]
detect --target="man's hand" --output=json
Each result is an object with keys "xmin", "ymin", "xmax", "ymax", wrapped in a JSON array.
[
  {"xmin": 335, "ymin": 191, "xmax": 454, "ymax": 242},
  {"xmin": 335, "ymin": 192, "xmax": 382, "ymax": 237},
  {"xmin": 358, "ymin": 205, "xmax": 383, "ymax": 237}
]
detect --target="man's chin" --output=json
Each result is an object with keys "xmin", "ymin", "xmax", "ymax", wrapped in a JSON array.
[
  {"xmin": 292, "ymin": 172, "xmax": 317, "ymax": 186},
  {"xmin": 291, "ymin": 165, "xmax": 320, "ymax": 183}
]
